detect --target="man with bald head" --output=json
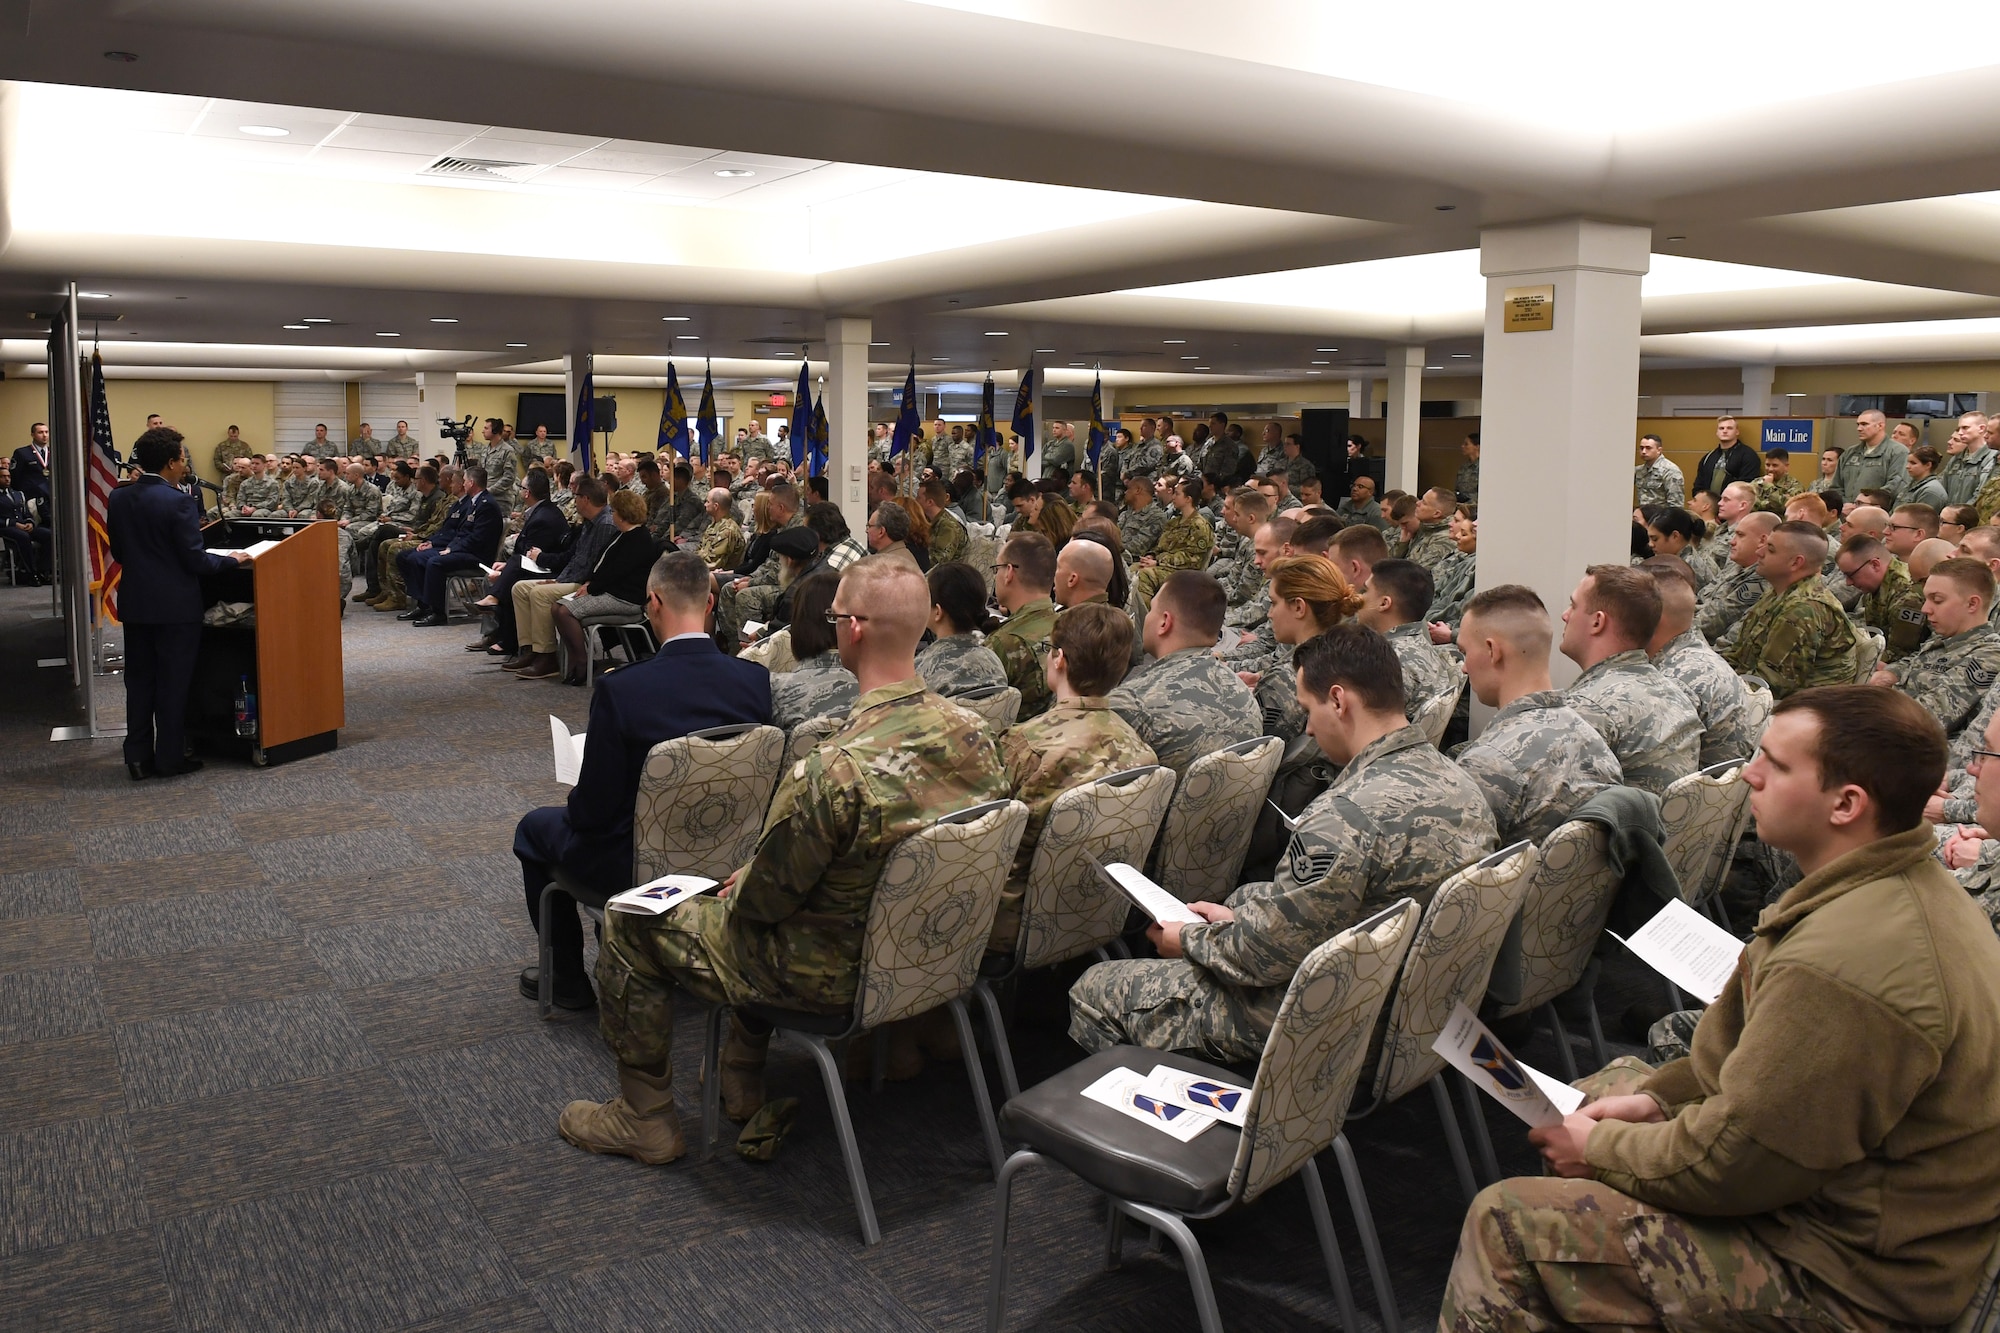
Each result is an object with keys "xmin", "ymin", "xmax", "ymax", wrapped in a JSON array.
[
  {"xmin": 1053, "ymin": 537, "xmax": 1113, "ymax": 609},
  {"xmin": 560, "ymin": 556, "xmax": 1008, "ymax": 1164},
  {"xmin": 1723, "ymin": 521, "xmax": 1859, "ymax": 697},
  {"xmin": 1699, "ymin": 509, "xmax": 1778, "ymax": 647},
  {"xmin": 1834, "ymin": 409, "xmax": 1910, "ymax": 502}
]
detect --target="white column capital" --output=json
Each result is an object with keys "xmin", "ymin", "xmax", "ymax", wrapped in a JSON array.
[{"xmin": 1479, "ymin": 218, "xmax": 1651, "ymax": 280}]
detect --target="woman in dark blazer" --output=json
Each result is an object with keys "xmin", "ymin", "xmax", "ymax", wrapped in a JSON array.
[{"xmin": 544, "ymin": 489, "xmax": 659, "ymax": 684}]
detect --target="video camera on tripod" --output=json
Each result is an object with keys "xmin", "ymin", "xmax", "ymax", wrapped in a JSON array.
[{"xmin": 438, "ymin": 414, "xmax": 475, "ymax": 463}]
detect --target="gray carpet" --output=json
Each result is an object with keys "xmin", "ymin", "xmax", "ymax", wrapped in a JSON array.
[{"xmin": 0, "ymin": 577, "xmax": 1663, "ymax": 1332}]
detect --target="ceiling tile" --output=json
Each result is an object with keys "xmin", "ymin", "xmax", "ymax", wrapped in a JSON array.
[
  {"xmin": 532, "ymin": 165, "xmax": 665, "ymax": 190},
  {"xmin": 456, "ymin": 135, "xmax": 597, "ymax": 166},
  {"xmin": 324, "ymin": 125, "xmax": 474, "ymax": 155},
  {"xmin": 565, "ymin": 146, "xmax": 712, "ymax": 174}
]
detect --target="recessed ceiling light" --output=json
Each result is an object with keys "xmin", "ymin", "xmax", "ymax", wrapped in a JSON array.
[
  {"xmin": 984, "ymin": 331, "xmax": 1008, "ymax": 337},
  {"xmin": 238, "ymin": 125, "xmax": 290, "ymax": 137},
  {"xmin": 1315, "ymin": 347, "xmax": 1339, "ymax": 352},
  {"xmin": 79, "ymin": 291, "xmax": 111, "ymax": 299},
  {"xmin": 1425, "ymin": 364, "xmax": 1443, "ymax": 370},
  {"xmin": 931, "ymin": 357, "xmax": 950, "ymax": 362},
  {"xmin": 282, "ymin": 324, "xmax": 310, "ymax": 330},
  {"xmin": 1310, "ymin": 360, "xmax": 1331, "ymax": 365},
  {"xmin": 713, "ymin": 168, "xmax": 756, "ymax": 178},
  {"xmin": 302, "ymin": 317, "xmax": 331, "ymax": 324},
  {"xmin": 1034, "ymin": 348, "xmax": 1056, "ymax": 353},
  {"xmin": 868, "ymin": 341, "xmax": 890, "ymax": 347},
  {"xmin": 1163, "ymin": 339, "xmax": 1186, "ymax": 345},
  {"xmin": 1069, "ymin": 362, "xmax": 1086, "ymax": 367},
  {"xmin": 505, "ymin": 342, "xmax": 527, "ymax": 348},
  {"xmin": 675, "ymin": 334, "xmax": 699, "ymax": 340},
  {"xmin": 1665, "ymin": 235, "xmax": 1687, "ymax": 242},
  {"xmin": 1450, "ymin": 352, "xmax": 1472, "ymax": 358},
  {"xmin": 430, "ymin": 317, "xmax": 458, "ymax": 323},
  {"xmin": 1306, "ymin": 371, "xmax": 1322, "ymax": 376},
  {"xmin": 662, "ymin": 316, "xmax": 691, "ymax": 322},
  {"xmin": 1191, "ymin": 366, "xmax": 1210, "ymax": 371},
  {"xmin": 376, "ymin": 331, "xmax": 400, "ymax": 338}
]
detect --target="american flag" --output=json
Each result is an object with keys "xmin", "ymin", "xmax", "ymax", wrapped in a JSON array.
[{"xmin": 84, "ymin": 350, "xmax": 121, "ymax": 625}]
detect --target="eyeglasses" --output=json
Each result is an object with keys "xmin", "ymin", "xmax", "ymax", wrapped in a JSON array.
[
  {"xmin": 825, "ymin": 610, "xmax": 868, "ymax": 626},
  {"xmin": 1968, "ymin": 747, "xmax": 2000, "ymax": 770},
  {"xmin": 990, "ymin": 561, "xmax": 1017, "ymax": 573},
  {"xmin": 1887, "ymin": 523, "xmax": 1925, "ymax": 534}
]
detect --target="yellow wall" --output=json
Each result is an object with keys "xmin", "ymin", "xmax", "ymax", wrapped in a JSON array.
[
  {"xmin": 1636, "ymin": 417, "xmax": 1821, "ymax": 494},
  {"xmin": 1776, "ymin": 362, "xmax": 2000, "ymax": 394},
  {"xmin": 0, "ymin": 375, "xmax": 275, "ymax": 483}
]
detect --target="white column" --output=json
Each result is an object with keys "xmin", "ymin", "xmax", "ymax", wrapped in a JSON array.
[
  {"xmin": 1478, "ymin": 218, "xmax": 1650, "ymax": 686},
  {"xmin": 826, "ymin": 316, "xmax": 871, "ymax": 535},
  {"xmin": 1383, "ymin": 346, "xmax": 1423, "ymax": 495},
  {"xmin": 1026, "ymin": 366, "xmax": 1046, "ymax": 481},
  {"xmin": 1347, "ymin": 375, "xmax": 1374, "ymax": 420},
  {"xmin": 1741, "ymin": 365, "xmax": 1776, "ymax": 418},
  {"xmin": 561, "ymin": 353, "xmax": 588, "ymax": 470},
  {"xmin": 415, "ymin": 371, "xmax": 457, "ymax": 447}
]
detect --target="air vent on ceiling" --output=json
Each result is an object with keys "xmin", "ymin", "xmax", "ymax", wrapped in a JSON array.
[{"xmin": 422, "ymin": 156, "xmax": 539, "ymax": 182}]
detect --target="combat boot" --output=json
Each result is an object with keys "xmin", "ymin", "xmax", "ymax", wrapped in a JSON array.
[
  {"xmin": 558, "ymin": 1066, "xmax": 684, "ymax": 1165},
  {"xmin": 718, "ymin": 1016, "xmax": 771, "ymax": 1122},
  {"xmin": 374, "ymin": 594, "xmax": 409, "ymax": 612}
]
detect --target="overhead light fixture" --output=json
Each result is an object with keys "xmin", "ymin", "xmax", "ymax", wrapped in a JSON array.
[
  {"xmin": 675, "ymin": 334, "xmax": 699, "ymax": 340},
  {"xmin": 1191, "ymin": 365, "xmax": 1210, "ymax": 371},
  {"xmin": 302, "ymin": 317, "xmax": 331, "ymax": 324},
  {"xmin": 1315, "ymin": 347, "xmax": 1339, "ymax": 352},
  {"xmin": 430, "ymin": 317, "xmax": 458, "ymax": 324},
  {"xmin": 868, "ymin": 341, "xmax": 890, "ymax": 347},
  {"xmin": 931, "ymin": 357, "xmax": 950, "ymax": 362},
  {"xmin": 376, "ymin": 331, "xmax": 400, "ymax": 338},
  {"xmin": 1162, "ymin": 339, "xmax": 1186, "ymax": 345},
  {"xmin": 1425, "ymin": 364, "xmax": 1443, "ymax": 370},
  {"xmin": 1665, "ymin": 234, "xmax": 1687, "ymax": 242},
  {"xmin": 282, "ymin": 324, "xmax": 310, "ymax": 330},
  {"xmin": 713, "ymin": 168, "xmax": 756, "ymax": 178},
  {"xmin": 1034, "ymin": 348, "xmax": 1056, "ymax": 353},
  {"xmin": 983, "ymin": 331, "xmax": 1008, "ymax": 337},
  {"xmin": 1180, "ymin": 356, "xmax": 1199, "ymax": 361},
  {"xmin": 1450, "ymin": 352, "xmax": 1472, "ymax": 358},
  {"xmin": 1306, "ymin": 371, "xmax": 1322, "ymax": 376},
  {"xmin": 1310, "ymin": 360, "xmax": 1330, "ymax": 365},
  {"xmin": 238, "ymin": 125, "xmax": 290, "ymax": 137},
  {"xmin": 505, "ymin": 342, "xmax": 527, "ymax": 348},
  {"xmin": 662, "ymin": 316, "xmax": 690, "ymax": 322},
  {"xmin": 1069, "ymin": 361, "xmax": 1086, "ymax": 367},
  {"xmin": 1786, "ymin": 391, "xmax": 1807, "ymax": 396},
  {"xmin": 79, "ymin": 291, "xmax": 111, "ymax": 299}
]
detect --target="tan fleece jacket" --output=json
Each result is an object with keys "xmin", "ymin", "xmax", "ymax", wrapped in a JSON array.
[{"xmin": 1587, "ymin": 825, "xmax": 2000, "ymax": 1324}]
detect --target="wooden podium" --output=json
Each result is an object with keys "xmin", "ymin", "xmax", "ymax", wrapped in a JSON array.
[{"xmin": 193, "ymin": 519, "xmax": 344, "ymax": 765}]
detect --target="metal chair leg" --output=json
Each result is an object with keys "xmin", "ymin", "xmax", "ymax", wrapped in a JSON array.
[
  {"xmin": 796, "ymin": 1032, "xmax": 881, "ymax": 1246},
  {"xmin": 973, "ymin": 981, "xmax": 1019, "ymax": 1102},
  {"xmin": 1330, "ymin": 1135, "xmax": 1401, "ymax": 1333},
  {"xmin": 869, "ymin": 1027, "xmax": 888, "ymax": 1094},
  {"xmin": 1300, "ymin": 1157, "xmax": 1363, "ymax": 1333},
  {"xmin": 1455, "ymin": 1069, "xmax": 1501, "ymax": 1186},
  {"xmin": 1102, "ymin": 1198, "xmax": 1125, "ymax": 1271},
  {"xmin": 1584, "ymin": 996, "xmax": 1611, "ymax": 1071},
  {"xmin": 698, "ymin": 1004, "xmax": 724, "ymax": 1161},
  {"xmin": 1429, "ymin": 1075, "xmax": 1479, "ymax": 1207},
  {"xmin": 1543, "ymin": 1004, "xmax": 1581, "ymax": 1081},
  {"xmin": 536, "ymin": 883, "xmax": 559, "ymax": 1020},
  {"xmin": 949, "ymin": 997, "xmax": 1007, "ymax": 1177},
  {"xmin": 985, "ymin": 1150, "xmax": 1041, "ymax": 1333},
  {"xmin": 1119, "ymin": 1202, "xmax": 1222, "ymax": 1333}
]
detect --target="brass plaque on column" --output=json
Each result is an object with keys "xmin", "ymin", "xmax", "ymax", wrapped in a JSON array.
[{"xmin": 1502, "ymin": 284, "xmax": 1556, "ymax": 332}]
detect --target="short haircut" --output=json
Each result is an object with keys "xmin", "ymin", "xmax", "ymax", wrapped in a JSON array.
[
  {"xmin": 1291, "ymin": 512, "xmax": 1343, "ymax": 555},
  {"xmin": 766, "ymin": 482, "xmax": 799, "ymax": 512},
  {"xmin": 524, "ymin": 467, "xmax": 550, "ymax": 500},
  {"xmin": 1773, "ymin": 686, "xmax": 1945, "ymax": 836},
  {"xmin": 1423, "ymin": 486, "xmax": 1455, "ymax": 509},
  {"xmin": 1366, "ymin": 558, "xmax": 1435, "ymax": 621},
  {"xmin": 1294, "ymin": 622, "xmax": 1405, "ymax": 715},
  {"xmin": 1155, "ymin": 571, "xmax": 1228, "ymax": 638},
  {"xmin": 1893, "ymin": 503, "xmax": 1940, "ymax": 537},
  {"xmin": 1387, "ymin": 495, "xmax": 1417, "ymax": 522},
  {"xmin": 1639, "ymin": 554, "xmax": 1700, "ymax": 599},
  {"xmin": 872, "ymin": 502, "xmax": 911, "ymax": 543},
  {"xmin": 1262, "ymin": 514, "xmax": 1300, "ymax": 547},
  {"xmin": 132, "ymin": 426, "xmax": 185, "ymax": 474},
  {"xmin": 393, "ymin": 461, "xmax": 414, "ymax": 480},
  {"xmin": 1772, "ymin": 520, "xmax": 1831, "ymax": 561},
  {"xmin": 1329, "ymin": 523, "xmax": 1389, "ymax": 568},
  {"xmin": 572, "ymin": 474, "xmax": 608, "ymax": 506},
  {"xmin": 416, "ymin": 464, "xmax": 439, "ymax": 485},
  {"xmin": 647, "ymin": 549, "xmax": 711, "ymax": 613},
  {"xmin": 787, "ymin": 569, "xmax": 842, "ymax": 658},
  {"xmin": 637, "ymin": 457, "xmax": 661, "ymax": 476},
  {"xmin": 1786, "ymin": 492, "xmax": 1831, "ymax": 525},
  {"xmin": 1931, "ymin": 556, "xmax": 1997, "ymax": 605},
  {"xmin": 1001, "ymin": 530, "xmax": 1056, "ymax": 588},
  {"xmin": 1839, "ymin": 534, "xmax": 1888, "ymax": 564},
  {"xmin": 1639, "ymin": 433, "xmax": 1662, "ymax": 445},
  {"xmin": 1230, "ymin": 488, "xmax": 1273, "ymax": 523},
  {"xmin": 1581, "ymin": 564, "xmax": 1664, "ymax": 645},
  {"xmin": 804, "ymin": 501, "xmax": 850, "ymax": 546},
  {"xmin": 1963, "ymin": 526, "xmax": 2000, "ymax": 561},
  {"xmin": 1859, "ymin": 487, "xmax": 1898, "ymax": 510},
  {"xmin": 464, "ymin": 464, "xmax": 488, "ymax": 488},
  {"xmin": 927, "ymin": 561, "xmax": 991, "ymax": 634},
  {"xmin": 1050, "ymin": 603, "xmax": 1134, "ymax": 697},
  {"xmin": 673, "ymin": 463, "xmax": 692, "ymax": 484},
  {"xmin": 1765, "ymin": 447, "xmax": 1790, "ymax": 463},
  {"xmin": 919, "ymin": 478, "xmax": 951, "ymax": 507},
  {"xmin": 609, "ymin": 489, "xmax": 648, "ymax": 525}
]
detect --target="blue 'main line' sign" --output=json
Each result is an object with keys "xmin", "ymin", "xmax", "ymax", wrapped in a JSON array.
[{"xmin": 1761, "ymin": 419, "xmax": 1814, "ymax": 451}]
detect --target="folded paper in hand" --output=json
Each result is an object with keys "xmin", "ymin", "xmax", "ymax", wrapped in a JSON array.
[
  {"xmin": 1079, "ymin": 1067, "xmax": 1213, "ymax": 1142},
  {"xmin": 1609, "ymin": 898, "xmax": 1744, "ymax": 1007},
  {"xmin": 1093, "ymin": 860, "xmax": 1203, "ymax": 926},
  {"xmin": 549, "ymin": 715, "xmax": 587, "ymax": 785},
  {"xmin": 608, "ymin": 874, "xmax": 720, "ymax": 915},
  {"xmin": 521, "ymin": 554, "xmax": 548, "ymax": 575},
  {"xmin": 1266, "ymin": 799, "xmax": 1300, "ymax": 832},
  {"xmin": 1434, "ymin": 1001, "xmax": 1584, "ymax": 1129}
]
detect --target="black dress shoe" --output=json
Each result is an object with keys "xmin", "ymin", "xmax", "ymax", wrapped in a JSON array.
[
  {"xmin": 162, "ymin": 757, "xmax": 205, "ymax": 777},
  {"xmin": 126, "ymin": 760, "xmax": 156, "ymax": 781},
  {"xmin": 396, "ymin": 608, "xmax": 424, "ymax": 621},
  {"xmin": 412, "ymin": 613, "xmax": 448, "ymax": 628},
  {"xmin": 517, "ymin": 966, "xmax": 596, "ymax": 1010}
]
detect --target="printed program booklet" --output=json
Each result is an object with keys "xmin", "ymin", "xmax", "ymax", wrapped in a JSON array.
[
  {"xmin": 1079, "ymin": 1067, "xmax": 1214, "ymax": 1142},
  {"xmin": 1609, "ymin": 898, "xmax": 1745, "ymax": 1006},
  {"xmin": 1434, "ymin": 1001, "xmax": 1585, "ymax": 1128},
  {"xmin": 607, "ymin": 874, "xmax": 720, "ymax": 915},
  {"xmin": 1092, "ymin": 860, "xmax": 1204, "ymax": 926},
  {"xmin": 1142, "ymin": 1066, "xmax": 1251, "ymax": 1128},
  {"xmin": 549, "ymin": 715, "xmax": 587, "ymax": 785}
]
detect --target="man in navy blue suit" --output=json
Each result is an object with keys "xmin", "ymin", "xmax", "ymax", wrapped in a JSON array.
[
  {"xmin": 396, "ymin": 462, "xmax": 502, "ymax": 627},
  {"xmin": 515, "ymin": 549, "xmax": 772, "ymax": 1008},
  {"xmin": 11, "ymin": 421, "xmax": 52, "ymax": 509},
  {"xmin": 107, "ymin": 427, "xmax": 251, "ymax": 780}
]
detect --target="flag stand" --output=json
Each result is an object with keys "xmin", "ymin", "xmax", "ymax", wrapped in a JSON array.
[{"xmin": 48, "ymin": 280, "xmax": 126, "ymax": 741}]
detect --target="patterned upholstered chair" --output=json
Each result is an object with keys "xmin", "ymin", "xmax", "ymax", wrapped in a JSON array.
[
  {"xmin": 699, "ymin": 798, "xmax": 1030, "ymax": 1247},
  {"xmin": 1855, "ymin": 626, "xmax": 1885, "ymax": 684},
  {"xmin": 1660, "ymin": 761, "xmax": 1752, "ymax": 916},
  {"xmin": 1348, "ymin": 842, "xmax": 1538, "ymax": 1206},
  {"xmin": 970, "ymin": 765, "xmax": 1177, "ymax": 1099},
  {"xmin": 536, "ymin": 723, "xmax": 784, "ymax": 1018},
  {"xmin": 1151, "ymin": 736, "xmax": 1283, "ymax": 904},
  {"xmin": 782, "ymin": 712, "xmax": 845, "ymax": 769},
  {"xmin": 1412, "ymin": 678, "xmax": 1463, "ymax": 748},
  {"xmin": 985, "ymin": 900, "xmax": 1421, "ymax": 1333},
  {"xmin": 1493, "ymin": 820, "xmax": 1621, "ymax": 1080},
  {"xmin": 953, "ymin": 684, "xmax": 1021, "ymax": 731},
  {"xmin": 1742, "ymin": 678, "xmax": 1774, "ymax": 742}
]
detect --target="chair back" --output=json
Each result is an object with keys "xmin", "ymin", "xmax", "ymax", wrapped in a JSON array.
[
  {"xmin": 966, "ymin": 531, "xmax": 1001, "ymax": 594},
  {"xmin": 855, "ymin": 799, "xmax": 1030, "ymax": 1032},
  {"xmin": 784, "ymin": 713, "xmax": 845, "ymax": 768},
  {"xmin": 1371, "ymin": 842, "xmax": 1539, "ymax": 1105},
  {"xmin": 1412, "ymin": 680, "xmax": 1463, "ymax": 748},
  {"xmin": 632, "ymin": 724, "xmax": 787, "ymax": 883},
  {"xmin": 954, "ymin": 685, "xmax": 1021, "ymax": 731},
  {"xmin": 1227, "ymin": 899, "xmax": 1420, "ymax": 1206},
  {"xmin": 1659, "ymin": 762, "xmax": 1750, "ymax": 908},
  {"xmin": 1015, "ymin": 766, "xmax": 1178, "ymax": 970},
  {"xmin": 1854, "ymin": 627, "xmax": 1884, "ymax": 683},
  {"xmin": 1742, "ymin": 680, "xmax": 1773, "ymax": 742},
  {"xmin": 1497, "ymin": 820, "xmax": 1621, "ymax": 1019},
  {"xmin": 1152, "ymin": 737, "xmax": 1283, "ymax": 903}
]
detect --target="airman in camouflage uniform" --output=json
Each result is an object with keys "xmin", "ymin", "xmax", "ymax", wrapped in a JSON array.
[
  {"xmin": 1117, "ymin": 488, "xmax": 1170, "ymax": 560},
  {"xmin": 1698, "ymin": 560, "xmax": 1768, "ymax": 645},
  {"xmin": 235, "ymin": 470, "xmax": 282, "ymax": 517},
  {"xmin": 1219, "ymin": 612, "xmax": 1282, "ymax": 679},
  {"xmin": 1121, "ymin": 435, "xmax": 1165, "ymax": 479},
  {"xmin": 477, "ymin": 435, "xmax": 519, "ymax": 512},
  {"xmin": 1653, "ymin": 627, "xmax": 1759, "ymax": 767},
  {"xmin": 1850, "ymin": 554, "xmax": 1929, "ymax": 663},
  {"xmin": 1633, "ymin": 453, "xmax": 1685, "ymax": 509},
  {"xmin": 372, "ymin": 479, "xmax": 455, "ymax": 610},
  {"xmin": 1404, "ymin": 518, "xmax": 1456, "ymax": 573},
  {"xmin": 280, "ymin": 467, "xmax": 322, "ymax": 518},
  {"xmin": 718, "ymin": 508, "xmax": 805, "ymax": 642},
  {"xmin": 667, "ymin": 486, "xmax": 707, "ymax": 544},
  {"xmin": 1454, "ymin": 690, "xmax": 1621, "ymax": 845},
  {"xmin": 1880, "ymin": 622, "xmax": 2000, "ymax": 737},
  {"xmin": 915, "ymin": 632, "xmax": 1008, "ymax": 698},
  {"xmin": 1564, "ymin": 649, "xmax": 1704, "ymax": 795},
  {"xmin": 739, "ymin": 430, "xmax": 776, "ymax": 469},
  {"xmin": 770, "ymin": 651, "xmax": 859, "ymax": 731},
  {"xmin": 1386, "ymin": 622, "xmax": 1460, "ymax": 718},
  {"xmin": 1129, "ymin": 503, "xmax": 1213, "ymax": 614},
  {"xmin": 1752, "ymin": 472, "xmax": 1804, "ymax": 515},
  {"xmin": 1426, "ymin": 549, "xmax": 1477, "ymax": 629},
  {"xmin": 1679, "ymin": 541, "xmax": 1723, "ymax": 592},
  {"xmin": 988, "ymin": 596, "xmax": 1057, "ymax": 720},
  {"xmin": 1068, "ymin": 724, "xmax": 1497, "ymax": 1060},
  {"xmin": 990, "ymin": 696, "xmax": 1157, "ymax": 951},
  {"xmin": 932, "ymin": 430, "xmax": 976, "ymax": 481},
  {"xmin": 696, "ymin": 511, "xmax": 745, "ymax": 571},
  {"xmin": 1107, "ymin": 646, "xmax": 1263, "ymax": 778},
  {"xmin": 570, "ymin": 675, "xmax": 1008, "ymax": 1157},
  {"xmin": 1943, "ymin": 442, "xmax": 1998, "ymax": 506},
  {"xmin": 927, "ymin": 506, "xmax": 968, "ymax": 566},
  {"xmin": 1977, "ymin": 474, "xmax": 2000, "ymax": 526},
  {"xmin": 1723, "ymin": 578, "xmax": 1859, "ymax": 698},
  {"xmin": 335, "ymin": 471, "xmax": 384, "ymax": 575}
]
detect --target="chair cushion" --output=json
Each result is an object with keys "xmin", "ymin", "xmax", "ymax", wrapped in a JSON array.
[
  {"xmin": 999, "ymin": 1047, "xmax": 1243, "ymax": 1214},
  {"xmin": 549, "ymin": 869, "xmax": 612, "ymax": 912}
]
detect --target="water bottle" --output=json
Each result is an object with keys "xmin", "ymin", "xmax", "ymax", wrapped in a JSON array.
[{"xmin": 234, "ymin": 675, "xmax": 257, "ymax": 739}]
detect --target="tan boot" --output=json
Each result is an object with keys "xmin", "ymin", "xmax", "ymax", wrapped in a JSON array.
[
  {"xmin": 558, "ymin": 1066, "xmax": 685, "ymax": 1165},
  {"xmin": 374, "ymin": 595, "xmax": 408, "ymax": 612},
  {"xmin": 719, "ymin": 1017, "xmax": 771, "ymax": 1122},
  {"xmin": 842, "ymin": 1021, "xmax": 926, "ymax": 1083},
  {"xmin": 911, "ymin": 1006, "xmax": 963, "ymax": 1063}
]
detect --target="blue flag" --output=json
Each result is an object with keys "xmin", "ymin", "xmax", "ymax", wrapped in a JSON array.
[
  {"xmin": 1087, "ymin": 369, "xmax": 1106, "ymax": 471},
  {"xmin": 809, "ymin": 385, "xmax": 829, "ymax": 477},
  {"xmin": 788, "ymin": 358, "xmax": 812, "ymax": 469},
  {"xmin": 658, "ymin": 362, "xmax": 688, "ymax": 461},
  {"xmin": 976, "ymin": 375, "xmax": 996, "ymax": 465},
  {"xmin": 891, "ymin": 359, "xmax": 918, "ymax": 458},
  {"xmin": 695, "ymin": 361, "xmax": 719, "ymax": 463},
  {"xmin": 573, "ymin": 366, "xmax": 596, "ymax": 475},
  {"xmin": 1011, "ymin": 358, "xmax": 1036, "ymax": 460}
]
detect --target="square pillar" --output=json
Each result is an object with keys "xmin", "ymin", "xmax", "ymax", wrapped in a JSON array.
[
  {"xmin": 1383, "ymin": 347, "xmax": 1423, "ymax": 495},
  {"xmin": 563, "ymin": 352, "xmax": 591, "ymax": 471},
  {"xmin": 1477, "ymin": 218, "xmax": 1650, "ymax": 685},
  {"xmin": 1742, "ymin": 365, "xmax": 1776, "ymax": 418},
  {"xmin": 1347, "ymin": 375, "xmax": 1374, "ymax": 421},
  {"xmin": 826, "ymin": 316, "xmax": 871, "ymax": 535},
  {"xmin": 1026, "ymin": 366, "xmax": 1046, "ymax": 481},
  {"xmin": 416, "ymin": 371, "xmax": 457, "ymax": 448}
]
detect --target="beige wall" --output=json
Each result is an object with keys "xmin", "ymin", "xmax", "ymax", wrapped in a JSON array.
[{"xmin": 0, "ymin": 376, "xmax": 275, "ymax": 483}]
